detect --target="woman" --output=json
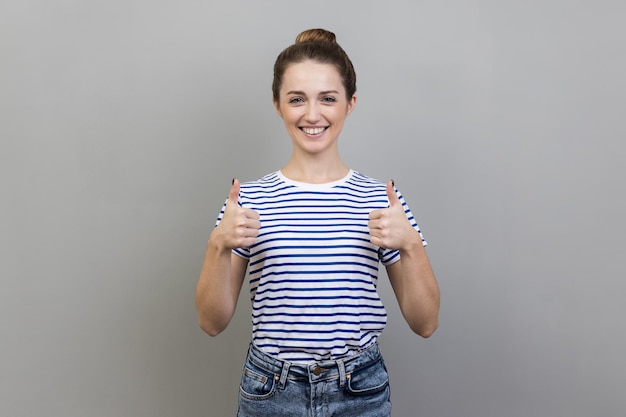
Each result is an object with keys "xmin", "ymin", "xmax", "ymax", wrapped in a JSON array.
[{"xmin": 195, "ymin": 28, "xmax": 440, "ymax": 417}]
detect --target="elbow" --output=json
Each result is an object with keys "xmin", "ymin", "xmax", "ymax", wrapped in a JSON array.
[
  {"xmin": 418, "ymin": 322, "xmax": 438, "ymax": 338},
  {"xmin": 195, "ymin": 301, "xmax": 235, "ymax": 337},
  {"xmin": 198, "ymin": 317, "xmax": 226, "ymax": 337},
  {"xmin": 410, "ymin": 319, "xmax": 439, "ymax": 339}
]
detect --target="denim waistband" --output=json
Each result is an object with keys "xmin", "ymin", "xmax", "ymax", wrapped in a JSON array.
[{"xmin": 245, "ymin": 342, "xmax": 383, "ymax": 388}]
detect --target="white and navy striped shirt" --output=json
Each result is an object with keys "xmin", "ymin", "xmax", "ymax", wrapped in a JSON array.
[{"xmin": 216, "ymin": 170, "xmax": 426, "ymax": 363}]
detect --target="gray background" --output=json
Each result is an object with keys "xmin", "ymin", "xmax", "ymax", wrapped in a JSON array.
[{"xmin": 2, "ymin": 1, "xmax": 625, "ymax": 416}]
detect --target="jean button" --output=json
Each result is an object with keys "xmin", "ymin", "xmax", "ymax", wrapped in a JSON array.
[{"xmin": 313, "ymin": 366, "xmax": 322, "ymax": 376}]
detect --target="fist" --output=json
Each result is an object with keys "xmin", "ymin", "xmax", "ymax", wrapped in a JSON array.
[
  {"xmin": 368, "ymin": 180, "xmax": 421, "ymax": 250},
  {"xmin": 214, "ymin": 178, "xmax": 261, "ymax": 249}
]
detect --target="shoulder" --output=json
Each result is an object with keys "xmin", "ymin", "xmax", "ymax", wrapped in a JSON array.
[
  {"xmin": 240, "ymin": 172, "xmax": 280, "ymax": 185},
  {"xmin": 344, "ymin": 171, "xmax": 387, "ymax": 192},
  {"xmin": 239, "ymin": 172, "xmax": 288, "ymax": 199}
]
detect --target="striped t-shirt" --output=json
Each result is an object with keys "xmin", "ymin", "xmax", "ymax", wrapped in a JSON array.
[{"xmin": 216, "ymin": 169, "xmax": 426, "ymax": 364}]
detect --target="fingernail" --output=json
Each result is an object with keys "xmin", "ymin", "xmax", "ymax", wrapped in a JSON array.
[
  {"xmin": 391, "ymin": 179, "xmax": 395, "ymax": 187},
  {"xmin": 232, "ymin": 178, "xmax": 235, "ymax": 185}
]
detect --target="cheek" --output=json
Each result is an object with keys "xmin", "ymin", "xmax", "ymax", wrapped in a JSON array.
[
  {"xmin": 281, "ymin": 111, "xmax": 300, "ymax": 126},
  {"xmin": 331, "ymin": 111, "xmax": 349, "ymax": 125}
]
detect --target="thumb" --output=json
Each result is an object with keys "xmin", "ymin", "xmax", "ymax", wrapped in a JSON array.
[
  {"xmin": 386, "ymin": 180, "xmax": 400, "ymax": 207},
  {"xmin": 228, "ymin": 178, "xmax": 240, "ymax": 205}
]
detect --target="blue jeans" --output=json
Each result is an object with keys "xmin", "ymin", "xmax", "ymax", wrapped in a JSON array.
[{"xmin": 237, "ymin": 342, "xmax": 392, "ymax": 417}]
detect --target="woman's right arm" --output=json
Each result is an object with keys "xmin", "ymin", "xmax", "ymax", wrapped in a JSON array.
[{"xmin": 194, "ymin": 179, "xmax": 260, "ymax": 336}]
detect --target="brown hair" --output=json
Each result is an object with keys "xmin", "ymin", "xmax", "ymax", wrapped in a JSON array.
[{"xmin": 272, "ymin": 28, "xmax": 357, "ymax": 102}]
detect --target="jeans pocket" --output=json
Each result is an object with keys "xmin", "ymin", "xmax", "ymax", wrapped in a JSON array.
[
  {"xmin": 345, "ymin": 358, "xmax": 389, "ymax": 396},
  {"xmin": 239, "ymin": 363, "xmax": 278, "ymax": 401}
]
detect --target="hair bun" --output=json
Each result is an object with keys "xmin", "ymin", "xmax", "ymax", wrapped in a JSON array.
[{"xmin": 295, "ymin": 28, "xmax": 337, "ymax": 44}]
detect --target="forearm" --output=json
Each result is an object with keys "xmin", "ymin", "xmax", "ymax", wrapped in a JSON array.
[
  {"xmin": 391, "ymin": 243, "xmax": 440, "ymax": 337},
  {"xmin": 194, "ymin": 234, "xmax": 243, "ymax": 336}
]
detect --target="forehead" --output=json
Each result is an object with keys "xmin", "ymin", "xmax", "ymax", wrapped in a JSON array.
[{"xmin": 281, "ymin": 60, "xmax": 344, "ymax": 93}]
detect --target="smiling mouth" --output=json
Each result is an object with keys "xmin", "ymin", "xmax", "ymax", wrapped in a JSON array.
[{"xmin": 300, "ymin": 127, "xmax": 328, "ymax": 135}]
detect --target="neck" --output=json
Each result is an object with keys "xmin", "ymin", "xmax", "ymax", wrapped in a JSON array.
[{"xmin": 281, "ymin": 155, "xmax": 349, "ymax": 184}]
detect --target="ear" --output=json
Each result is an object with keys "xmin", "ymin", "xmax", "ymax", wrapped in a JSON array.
[
  {"xmin": 347, "ymin": 95, "xmax": 357, "ymax": 115},
  {"xmin": 273, "ymin": 98, "xmax": 283, "ymax": 118}
]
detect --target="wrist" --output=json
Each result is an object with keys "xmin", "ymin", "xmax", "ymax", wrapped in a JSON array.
[
  {"xmin": 398, "ymin": 232, "xmax": 425, "ymax": 255},
  {"xmin": 208, "ymin": 229, "xmax": 233, "ymax": 254}
]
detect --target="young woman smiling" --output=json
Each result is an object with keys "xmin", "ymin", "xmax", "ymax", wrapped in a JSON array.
[{"xmin": 195, "ymin": 28, "xmax": 440, "ymax": 417}]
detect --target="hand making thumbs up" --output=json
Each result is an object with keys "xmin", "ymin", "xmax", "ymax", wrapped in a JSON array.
[
  {"xmin": 213, "ymin": 178, "xmax": 261, "ymax": 250},
  {"xmin": 368, "ymin": 180, "xmax": 422, "ymax": 251}
]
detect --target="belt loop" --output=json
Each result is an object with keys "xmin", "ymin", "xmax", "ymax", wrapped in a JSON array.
[
  {"xmin": 337, "ymin": 359, "xmax": 347, "ymax": 388},
  {"xmin": 278, "ymin": 361, "xmax": 291, "ymax": 390}
]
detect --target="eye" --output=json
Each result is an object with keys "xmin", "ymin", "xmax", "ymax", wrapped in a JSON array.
[
  {"xmin": 289, "ymin": 97, "xmax": 304, "ymax": 105},
  {"xmin": 322, "ymin": 96, "xmax": 337, "ymax": 103}
]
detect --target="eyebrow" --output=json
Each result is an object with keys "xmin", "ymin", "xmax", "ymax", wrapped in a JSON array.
[{"xmin": 285, "ymin": 90, "xmax": 340, "ymax": 96}]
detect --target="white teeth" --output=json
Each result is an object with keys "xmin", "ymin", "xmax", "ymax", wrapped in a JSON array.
[{"xmin": 302, "ymin": 127, "xmax": 325, "ymax": 135}]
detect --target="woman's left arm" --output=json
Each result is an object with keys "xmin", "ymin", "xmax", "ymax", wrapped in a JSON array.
[
  {"xmin": 385, "ymin": 245, "xmax": 439, "ymax": 337},
  {"xmin": 369, "ymin": 180, "xmax": 440, "ymax": 337}
]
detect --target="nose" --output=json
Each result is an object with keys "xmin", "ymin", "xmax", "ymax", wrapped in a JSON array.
[{"xmin": 304, "ymin": 102, "xmax": 321, "ymax": 122}]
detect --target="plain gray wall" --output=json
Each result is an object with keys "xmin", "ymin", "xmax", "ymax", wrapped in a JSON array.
[{"xmin": 2, "ymin": 1, "xmax": 625, "ymax": 416}]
